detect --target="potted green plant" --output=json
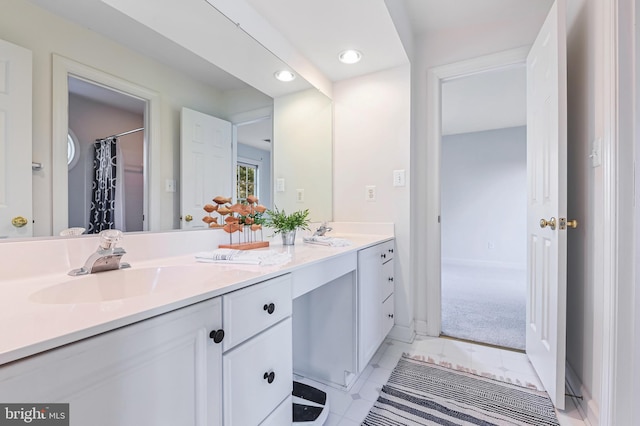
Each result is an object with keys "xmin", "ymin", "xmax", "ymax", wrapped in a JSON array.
[{"xmin": 265, "ymin": 206, "xmax": 310, "ymax": 245}]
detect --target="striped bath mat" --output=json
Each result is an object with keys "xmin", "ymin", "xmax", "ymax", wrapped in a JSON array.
[{"xmin": 362, "ymin": 355, "xmax": 559, "ymax": 425}]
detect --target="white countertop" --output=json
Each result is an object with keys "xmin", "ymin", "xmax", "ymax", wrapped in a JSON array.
[{"xmin": 0, "ymin": 232, "xmax": 392, "ymax": 366}]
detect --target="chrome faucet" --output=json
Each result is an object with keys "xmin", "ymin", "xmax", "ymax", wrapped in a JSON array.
[
  {"xmin": 68, "ymin": 230, "xmax": 131, "ymax": 276},
  {"xmin": 313, "ymin": 222, "xmax": 333, "ymax": 237}
]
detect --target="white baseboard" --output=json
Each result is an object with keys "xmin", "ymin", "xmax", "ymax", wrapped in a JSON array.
[
  {"xmin": 441, "ymin": 257, "xmax": 525, "ymax": 271},
  {"xmin": 414, "ymin": 319, "xmax": 430, "ymax": 336},
  {"xmin": 388, "ymin": 322, "xmax": 416, "ymax": 343},
  {"xmin": 565, "ymin": 361, "xmax": 599, "ymax": 426}
]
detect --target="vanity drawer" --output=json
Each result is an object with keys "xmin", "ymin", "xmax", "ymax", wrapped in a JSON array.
[
  {"xmin": 223, "ymin": 318, "xmax": 293, "ymax": 426},
  {"xmin": 222, "ymin": 274, "xmax": 292, "ymax": 351},
  {"xmin": 381, "ymin": 240, "xmax": 395, "ymax": 263}
]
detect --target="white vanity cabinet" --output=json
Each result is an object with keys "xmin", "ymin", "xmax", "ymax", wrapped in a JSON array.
[
  {"xmin": 0, "ymin": 297, "xmax": 224, "ymax": 426},
  {"xmin": 357, "ymin": 239, "xmax": 395, "ymax": 370},
  {"xmin": 221, "ymin": 274, "xmax": 293, "ymax": 425}
]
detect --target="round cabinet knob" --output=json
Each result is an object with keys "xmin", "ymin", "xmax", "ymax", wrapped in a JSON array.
[
  {"xmin": 263, "ymin": 371, "xmax": 275, "ymax": 384},
  {"xmin": 263, "ymin": 303, "xmax": 275, "ymax": 314},
  {"xmin": 209, "ymin": 329, "xmax": 225, "ymax": 343}
]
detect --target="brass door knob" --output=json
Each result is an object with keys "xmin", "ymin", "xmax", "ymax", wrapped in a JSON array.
[
  {"xmin": 11, "ymin": 216, "xmax": 28, "ymax": 228},
  {"xmin": 559, "ymin": 218, "xmax": 578, "ymax": 230},
  {"xmin": 185, "ymin": 215, "xmax": 193, "ymax": 222},
  {"xmin": 539, "ymin": 217, "xmax": 556, "ymax": 230}
]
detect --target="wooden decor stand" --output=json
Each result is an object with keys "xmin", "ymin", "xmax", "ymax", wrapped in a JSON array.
[{"xmin": 218, "ymin": 241, "xmax": 270, "ymax": 250}]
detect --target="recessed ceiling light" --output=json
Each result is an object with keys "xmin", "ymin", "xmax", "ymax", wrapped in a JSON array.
[
  {"xmin": 338, "ymin": 50, "xmax": 362, "ymax": 64},
  {"xmin": 274, "ymin": 70, "xmax": 296, "ymax": 82}
]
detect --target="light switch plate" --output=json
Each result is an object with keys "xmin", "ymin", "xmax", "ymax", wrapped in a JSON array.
[
  {"xmin": 590, "ymin": 137, "xmax": 602, "ymax": 168},
  {"xmin": 276, "ymin": 178, "xmax": 285, "ymax": 192},
  {"xmin": 296, "ymin": 189, "xmax": 304, "ymax": 202},
  {"xmin": 393, "ymin": 169, "xmax": 406, "ymax": 187}
]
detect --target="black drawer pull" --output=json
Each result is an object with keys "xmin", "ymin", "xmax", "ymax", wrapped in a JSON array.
[
  {"xmin": 388, "ymin": 248, "xmax": 394, "ymax": 254},
  {"xmin": 381, "ymin": 253, "xmax": 386, "ymax": 259},
  {"xmin": 263, "ymin": 371, "xmax": 275, "ymax": 384},
  {"xmin": 388, "ymin": 277, "xmax": 394, "ymax": 282},
  {"xmin": 263, "ymin": 303, "xmax": 275, "ymax": 314},
  {"xmin": 388, "ymin": 314, "xmax": 394, "ymax": 319},
  {"xmin": 209, "ymin": 329, "xmax": 225, "ymax": 343}
]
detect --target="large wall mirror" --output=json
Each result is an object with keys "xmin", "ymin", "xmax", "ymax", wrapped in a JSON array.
[{"xmin": 0, "ymin": 0, "xmax": 332, "ymax": 238}]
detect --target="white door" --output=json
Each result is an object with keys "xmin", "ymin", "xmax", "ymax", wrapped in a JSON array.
[
  {"xmin": 180, "ymin": 108, "xmax": 232, "ymax": 230},
  {"xmin": 526, "ymin": 0, "xmax": 567, "ymax": 409},
  {"xmin": 0, "ymin": 39, "xmax": 32, "ymax": 238}
]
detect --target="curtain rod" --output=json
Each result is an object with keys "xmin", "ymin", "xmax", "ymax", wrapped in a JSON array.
[{"xmin": 97, "ymin": 127, "xmax": 144, "ymax": 141}]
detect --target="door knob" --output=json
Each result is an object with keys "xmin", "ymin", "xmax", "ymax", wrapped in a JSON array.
[
  {"xmin": 11, "ymin": 216, "xmax": 28, "ymax": 228},
  {"xmin": 185, "ymin": 215, "xmax": 193, "ymax": 222},
  {"xmin": 559, "ymin": 218, "xmax": 578, "ymax": 230},
  {"xmin": 539, "ymin": 217, "xmax": 556, "ymax": 230}
]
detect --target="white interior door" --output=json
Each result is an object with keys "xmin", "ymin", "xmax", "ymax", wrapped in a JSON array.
[
  {"xmin": 180, "ymin": 107, "xmax": 232, "ymax": 230},
  {"xmin": 0, "ymin": 39, "xmax": 32, "ymax": 239},
  {"xmin": 526, "ymin": 0, "xmax": 567, "ymax": 409}
]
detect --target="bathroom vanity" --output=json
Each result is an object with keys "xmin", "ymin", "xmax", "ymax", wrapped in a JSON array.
[{"xmin": 0, "ymin": 225, "xmax": 394, "ymax": 425}]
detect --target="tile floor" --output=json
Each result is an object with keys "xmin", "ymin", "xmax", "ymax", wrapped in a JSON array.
[{"xmin": 295, "ymin": 335, "xmax": 587, "ymax": 426}]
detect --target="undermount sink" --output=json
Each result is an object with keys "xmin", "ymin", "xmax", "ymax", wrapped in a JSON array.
[{"xmin": 30, "ymin": 265, "xmax": 209, "ymax": 304}]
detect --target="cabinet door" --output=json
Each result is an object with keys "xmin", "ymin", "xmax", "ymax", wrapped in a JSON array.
[
  {"xmin": 0, "ymin": 298, "xmax": 223, "ymax": 426},
  {"xmin": 357, "ymin": 244, "xmax": 383, "ymax": 371}
]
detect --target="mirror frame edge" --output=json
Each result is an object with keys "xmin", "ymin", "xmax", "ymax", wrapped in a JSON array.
[{"xmin": 51, "ymin": 54, "xmax": 162, "ymax": 236}]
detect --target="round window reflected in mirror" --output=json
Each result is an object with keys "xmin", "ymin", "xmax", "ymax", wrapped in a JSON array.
[{"xmin": 67, "ymin": 129, "xmax": 80, "ymax": 169}]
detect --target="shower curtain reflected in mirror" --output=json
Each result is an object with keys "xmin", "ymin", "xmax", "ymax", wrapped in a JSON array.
[{"xmin": 88, "ymin": 137, "xmax": 125, "ymax": 233}]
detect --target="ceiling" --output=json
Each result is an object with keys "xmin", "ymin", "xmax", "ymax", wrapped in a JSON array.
[
  {"xmin": 442, "ymin": 65, "xmax": 526, "ymax": 136},
  {"xmin": 241, "ymin": 0, "xmax": 554, "ymax": 84},
  {"xmin": 238, "ymin": 0, "xmax": 552, "ymax": 135}
]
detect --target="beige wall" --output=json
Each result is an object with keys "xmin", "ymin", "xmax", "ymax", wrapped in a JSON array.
[
  {"xmin": 333, "ymin": 65, "xmax": 413, "ymax": 340},
  {"xmin": 273, "ymin": 89, "xmax": 333, "ymax": 222}
]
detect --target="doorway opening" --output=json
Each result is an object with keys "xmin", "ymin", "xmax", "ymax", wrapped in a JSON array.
[
  {"xmin": 439, "ymin": 64, "xmax": 527, "ymax": 351},
  {"xmin": 67, "ymin": 76, "xmax": 146, "ymax": 233}
]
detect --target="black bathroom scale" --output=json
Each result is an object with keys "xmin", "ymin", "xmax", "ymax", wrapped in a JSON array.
[{"xmin": 292, "ymin": 381, "xmax": 329, "ymax": 425}]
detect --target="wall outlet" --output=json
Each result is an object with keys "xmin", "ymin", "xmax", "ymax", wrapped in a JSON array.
[
  {"xmin": 365, "ymin": 185, "xmax": 376, "ymax": 202},
  {"xmin": 276, "ymin": 178, "xmax": 285, "ymax": 192},
  {"xmin": 296, "ymin": 189, "xmax": 305, "ymax": 202},
  {"xmin": 487, "ymin": 241, "xmax": 495, "ymax": 250}
]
